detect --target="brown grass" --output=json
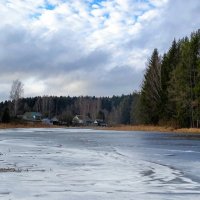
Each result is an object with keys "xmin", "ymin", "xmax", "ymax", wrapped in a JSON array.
[
  {"xmin": 97, "ymin": 125, "xmax": 200, "ymax": 134},
  {"xmin": 0, "ymin": 122, "xmax": 57, "ymax": 129},
  {"xmin": 1, "ymin": 123, "xmax": 200, "ymax": 134},
  {"xmin": 174, "ymin": 128, "xmax": 200, "ymax": 134}
]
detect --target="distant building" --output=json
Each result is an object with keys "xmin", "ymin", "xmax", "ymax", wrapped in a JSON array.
[
  {"xmin": 94, "ymin": 119, "xmax": 107, "ymax": 127},
  {"xmin": 22, "ymin": 112, "xmax": 42, "ymax": 122},
  {"xmin": 42, "ymin": 118, "xmax": 53, "ymax": 125},
  {"xmin": 72, "ymin": 115, "xmax": 93, "ymax": 126},
  {"xmin": 51, "ymin": 117, "xmax": 59, "ymax": 125}
]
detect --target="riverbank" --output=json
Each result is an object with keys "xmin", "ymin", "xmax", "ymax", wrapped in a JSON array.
[
  {"xmin": 97, "ymin": 125, "xmax": 200, "ymax": 134},
  {"xmin": 0, "ymin": 122, "xmax": 54, "ymax": 129},
  {"xmin": 1, "ymin": 123, "xmax": 200, "ymax": 134}
]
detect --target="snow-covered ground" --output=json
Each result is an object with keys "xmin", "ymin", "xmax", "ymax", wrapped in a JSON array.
[{"xmin": 0, "ymin": 128, "xmax": 200, "ymax": 200}]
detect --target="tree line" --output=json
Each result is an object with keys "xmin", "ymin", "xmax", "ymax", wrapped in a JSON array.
[
  {"xmin": 0, "ymin": 94, "xmax": 139, "ymax": 125},
  {"xmin": 139, "ymin": 29, "xmax": 200, "ymax": 128}
]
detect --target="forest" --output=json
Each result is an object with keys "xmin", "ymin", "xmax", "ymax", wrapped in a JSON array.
[
  {"xmin": 0, "ymin": 29, "xmax": 200, "ymax": 128},
  {"xmin": 139, "ymin": 29, "xmax": 200, "ymax": 128},
  {"xmin": 0, "ymin": 94, "xmax": 139, "ymax": 125}
]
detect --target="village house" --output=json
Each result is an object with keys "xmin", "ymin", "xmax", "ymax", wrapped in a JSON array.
[
  {"xmin": 42, "ymin": 118, "xmax": 52, "ymax": 125},
  {"xmin": 22, "ymin": 112, "xmax": 42, "ymax": 122},
  {"xmin": 51, "ymin": 117, "xmax": 59, "ymax": 125},
  {"xmin": 42, "ymin": 117, "xmax": 59, "ymax": 125},
  {"xmin": 72, "ymin": 115, "xmax": 93, "ymax": 126},
  {"xmin": 94, "ymin": 119, "xmax": 107, "ymax": 127}
]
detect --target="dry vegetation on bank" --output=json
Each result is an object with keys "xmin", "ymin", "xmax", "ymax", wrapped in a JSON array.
[
  {"xmin": 1, "ymin": 123, "xmax": 200, "ymax": 134},
  {"xmin": 97, "ymin": 125, "xmax": 200, "ymax": 134},
  {"xmin": 0, "ymin": 122, "xmax": 55, "ymax": 129}
]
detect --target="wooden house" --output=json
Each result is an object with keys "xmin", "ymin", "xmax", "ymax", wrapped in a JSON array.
[
  {"xmin": 72, "ymin": 115, "xmax": 93, "ymax": 126},
  {"xmin": 22, "ymin": 112, "xmax": 42, "ymax": 122}
]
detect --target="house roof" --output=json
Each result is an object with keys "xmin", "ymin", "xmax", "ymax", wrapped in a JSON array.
[
  {"xmin": 94, "ymin": 119, "xmax": 104, "ymax": 123},
  {"xmin": 75, "ymin": 115, "xmax": 91, "ymax": 121},
  {"xmin": 23, "ymin": 112, "xmax": 42, "ymax": 117},
  {"xmin": 51, "ymin": 117, "xmax": 59, "ymax": 122}
]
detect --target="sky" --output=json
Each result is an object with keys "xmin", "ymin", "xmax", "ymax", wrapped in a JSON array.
[{"xmin": 0, "ymin": 0, "xmax": 200, "ymax": 101}]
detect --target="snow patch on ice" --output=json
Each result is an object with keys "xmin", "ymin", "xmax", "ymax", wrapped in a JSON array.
[{"xmin": 0, "ymin": 128, "xmax": 200, "ymax": 200}]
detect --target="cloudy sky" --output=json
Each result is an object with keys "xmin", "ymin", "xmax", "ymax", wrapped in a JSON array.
[{"xmin": 0, "ymin": 0, "xmax": 200, "ymax": 101}]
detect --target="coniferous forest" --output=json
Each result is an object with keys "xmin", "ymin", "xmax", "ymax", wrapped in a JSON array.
[
  {"xmin": 139, "ymin": 29, "xmax": 200, "ymax": 128},
  {"xmin": 0, "ymin": 29, "xmax": 200, "ymax": 128}
]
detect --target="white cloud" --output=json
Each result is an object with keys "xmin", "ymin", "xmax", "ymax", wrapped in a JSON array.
[
  {"xmin": 0, "ymin": 0, "xmax": 200, "ymax": 100},
  {"xmin": 139, "ymin": 9, "xmax": 159, "ymax": 22},
  {"xmin": 24, "ymin": 78, "xmax": 46, "ymax": 96}
]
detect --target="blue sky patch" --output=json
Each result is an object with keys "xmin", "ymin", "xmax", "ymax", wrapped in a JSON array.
[
  {"xmin": 45, "ymin": 3, "xmax": 56, "ymax": 10},
  {"xmin": 44, "ymin": 0, "xmax": 56, "ymax": 10},
  {"xmin": 103, "ymin": 13, "xmax": 109, "ymax": 19},
  {"xmin": 88, "ymin": 0, "xmax": 106, "ymax": 8},
  {"xmin": 29, "ymin": 13, "xmax": 42, "ymax": 20}
]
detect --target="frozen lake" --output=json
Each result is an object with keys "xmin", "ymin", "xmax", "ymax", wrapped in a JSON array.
[{"xmin": 0, "ymin": 128, "xmax": 200, "ymax": 200}]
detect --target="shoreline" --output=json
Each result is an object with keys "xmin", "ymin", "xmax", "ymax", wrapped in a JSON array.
[
  {"xmin": 96, "ymin": 125, "xmax": 200, "ymax": 134},
  {"xmin": 0, "ymin": 123, "xmax": 200, "ymax": 134},
  {"xmin": 0, "ymin": 123, "xmax": 57, "ymax": 129}
]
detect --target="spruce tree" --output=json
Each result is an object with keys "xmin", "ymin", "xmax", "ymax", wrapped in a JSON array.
[
  {"xmin": 140, "ymin": 49, "xmax": 161, "ymax": 124},
  {"xmin": 1, "ymin": 108, "xmax": 10, "ymax": 123},
  {"xmin": 161, "ymin": 39, "xmax": 181, "ymax": 122}
]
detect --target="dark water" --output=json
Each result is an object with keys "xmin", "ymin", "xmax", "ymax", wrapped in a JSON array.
[{"xmin": 0, "ymin": 128, "xmax": 200, "ymax": 200}]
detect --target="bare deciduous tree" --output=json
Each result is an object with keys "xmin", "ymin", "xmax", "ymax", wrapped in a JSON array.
[{"xmin": 10, "ymin": 79, "xmax": 24, "ymax": 116}]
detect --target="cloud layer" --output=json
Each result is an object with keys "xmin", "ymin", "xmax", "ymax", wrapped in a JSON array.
[{"xmin": 0, "ymin": 0, "xmax": 200, "ymax": 101}]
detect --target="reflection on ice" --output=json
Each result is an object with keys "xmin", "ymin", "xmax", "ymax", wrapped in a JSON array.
[{"xmin": 0, "ymin": 128, "xmax": 200, "ymax": 200}]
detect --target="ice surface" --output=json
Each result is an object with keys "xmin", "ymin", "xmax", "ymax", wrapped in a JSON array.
[{"xmin": 0, "ymin": 128, "xmax": 200, "ymax": 200}]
